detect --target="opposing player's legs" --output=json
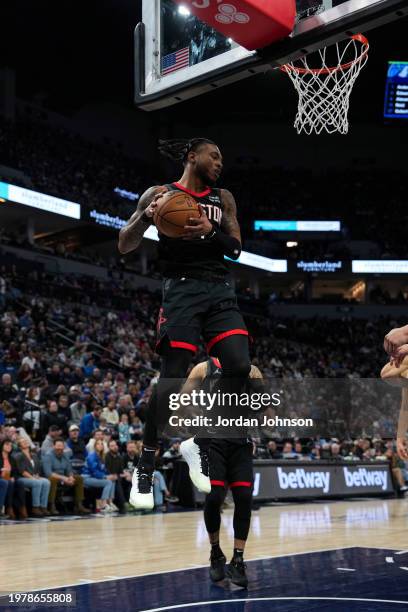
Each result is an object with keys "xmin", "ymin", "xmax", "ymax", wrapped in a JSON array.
[
  {"xmin": 204, "ymin": 442, "xmax": 228, "ymax": 582},
  {"xmin": 130, "ymin": 342, "xmax": 192, "ymax": 510},
  {"xmin": 225, "ymin": 443, "xmax": 254, "ymax": 588},
  {"xmin": 225, "ymin": 484, "xmax": 253, "ymax": 588}
]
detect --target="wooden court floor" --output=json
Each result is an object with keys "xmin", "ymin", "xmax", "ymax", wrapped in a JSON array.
[{"xmin": 2, "ymin": 497, "xmax": 408, "ymax": 593}]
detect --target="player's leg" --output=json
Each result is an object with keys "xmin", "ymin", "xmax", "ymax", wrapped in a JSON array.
[
  {"xmin": 225, "ymin": 443, "xmax": 254, "ymax": 588},
  {"xmin": 203, "ymin": 443, "xmax": 228, "ymax": 582},
  {"xmin": 183, "ymin": 333, "xmax": 251, "ymax": 494},
  {"xmin": 130, "ymin": 341, "xmax": 193, "ymax": 509}
]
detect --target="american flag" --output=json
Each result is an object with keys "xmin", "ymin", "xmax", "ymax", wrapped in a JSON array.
[{"xmin": 161, "ymin": 47, "xmax": 190, "ymax": 76}]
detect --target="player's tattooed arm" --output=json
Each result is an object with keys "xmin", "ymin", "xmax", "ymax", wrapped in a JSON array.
[
  {"xmin": 220, "ymin": 189, "xmax": 242, "ymax": 244},
  {"xmin": 118, "ymin": 185, "xmax": 167, "ymax": 254}
]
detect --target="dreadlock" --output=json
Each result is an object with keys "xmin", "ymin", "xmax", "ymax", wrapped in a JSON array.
[{"xmin": 158, "ymin": 138, "xmax": 216, "ymax": 164}]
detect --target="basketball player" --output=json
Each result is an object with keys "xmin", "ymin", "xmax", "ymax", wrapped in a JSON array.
[
  {"xmin": 179, "ymin": 357, "xmax": 263, "ymax": 588},
  {"xmin": 118, "ymin": 138, "xmax": 251, "ymax": 509},
  {"xmin": 381, "ymin": 356, "xmax": 408, "ymax": 460}
]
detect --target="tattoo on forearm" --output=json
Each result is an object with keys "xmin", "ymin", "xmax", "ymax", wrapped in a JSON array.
[
  {"xmin": 118, "ymin": 186, "xmax": 159, "ymax": 254},
  {"xmin": 221, "ymin": 189, "xmax": 241, "ymax": 242}
]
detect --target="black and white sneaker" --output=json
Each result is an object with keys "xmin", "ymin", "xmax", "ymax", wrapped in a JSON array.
[
  {"xmin": 210, "ymin": 551, "xmax": 227, "ymax": 583},
  {"xmin": 180, "ymin": 437, "xmax": 211, "ymax": 493},
  {"xmin": 129, "ymin": 466, "xmax": 154, "ymax": 510},
  {"xmin": 225, "ymin": 557, "xmax": 248, "ymax": 588}
]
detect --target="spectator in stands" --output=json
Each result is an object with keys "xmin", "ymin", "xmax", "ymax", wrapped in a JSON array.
[
  {"xmin": 282, "ymin": 442, "xmax": 298, "ymax": 459},
  {"xmin": 22, "ymin": 386, "xmax": 42, "ymax": 438},
  {"xmin": 42, "ymin": 438, "xmax": 90, "ymax": 515},
  {"xmin": 79, "ymin": 405, "xmax": 102, "ymax": 441},
  {"xmin": 385, "ymin": 448, "xmax": 408, "ymax": 494},
  {"xmin": 129, "ymin": 415, "xmax": 144, "ymax": 440},
  {"xmin": 15, "ymin": 438, "xmax": 51, "ymax": 517},
  {"xmin": 86, "ymin": 429, "xmax": 109, "ymax": 454},
  {"xmin": 101, "ymin": 399, "xmax": 119, "ymax": 427},
  {"xmin": 41, "ymin": 424, "xmax": 65, "ymax": 455},
  {"xmin": 82, "ymin": 438, "xmax": 116, "ymax": 513},
  {"xmin": 330, "ymin": 442, "xmax": 344, "ymax": 460},
  {"xmin": 122, "ymin": 440, "xmax": 139, "ymax": 500},
  {"xmin": 153, "ymin": 450, "xmax": 174, "ymax": 512},
  {"xmin": 0, "ymin": 438, "xmax": 25, "ymax": 519},
  {"xmin": 17, "ymin": 363, "xmax": 33, "ymax": 385},
  {"xmin": 66, "ymin": 424, "xmax": 88, "ymax": 474},
  {"xmin": 105, "ymin": 439, "xmax": 126, "ymax": 513},
  {"xmin": 294, "ymin": 441, "xmax": 305, "ymax": 459},
  {"xmin": 42, "ymin": 400, "xmax": 68, "ymax": 437},
  {"xmin": 69, "ymin": 393, "xmax": 87, "ymax": 426},
  {"xmin": 310, "ymin": 445, "xmax": 321, "ymax": 460},
  {"xmin": 57, "ymin": 395, "xmax": 71, "ymax": 428},
  {"xmin": 0, "ymin": 373, "xmax": 19, "ymax": 405},
  {"xmin": 267, "ymin": 440, "xmax": 282, "ymax": 459},
  {"xmin": 118, "ymin": 413, "xmax": 130, "ymax": 448}
]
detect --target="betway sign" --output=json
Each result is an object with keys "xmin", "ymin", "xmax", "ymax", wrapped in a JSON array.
[
  {"xmin": 250, "ymin": 462, "xmax": 393, "ymax": 500},
  {"xmin": 277, "ymin": 467, "xmax": 330, "ymax": 493},
  {"xmin": 195, "ymin": 462, "xmax": 393, "ymax": 503}
]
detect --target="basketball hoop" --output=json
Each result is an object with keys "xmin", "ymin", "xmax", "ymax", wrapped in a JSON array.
[{"xmin": 281, "ymin": 34, "xmax": 369, "ymax": 135}]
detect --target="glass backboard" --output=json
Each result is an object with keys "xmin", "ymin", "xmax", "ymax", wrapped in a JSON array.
[{"xmin": 135, "ymin": 0, "xmax": 408, "ymax": 111}]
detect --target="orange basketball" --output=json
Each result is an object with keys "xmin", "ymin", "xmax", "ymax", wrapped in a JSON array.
[{"xmin": 153, "ymin": 191, "xmax": 200, "ymax": 238}]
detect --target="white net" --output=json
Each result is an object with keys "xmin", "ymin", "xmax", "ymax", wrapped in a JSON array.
[{"xmin": 282, "ymin": 35, "xmax": 369, "ymax": 135}]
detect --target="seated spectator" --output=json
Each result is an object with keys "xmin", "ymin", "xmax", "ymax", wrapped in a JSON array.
[
  {"xmin": 82, "ymin": 439, "xmax": 116, "ymax": 513},
  {"xmin": 57, "ymin": 394, "xmax": 71, "ymax": 426},
  {"xmin": 42, "ymin": 438, "xmax": 90, "ymax": 515},
  {"xmin": 385, "ymin": 447, "xmax": 408, "ymax": 494},
  {"xmin": 69, "ymin": 394, "xmax": 87, "ymax": 426},
  {"xmin": 0, "ymin": 438, "xmax": 25, "ymax": 519},
  {"xmin": 14, "ymin": 438, "xmax": 51, "ymax": 518},
  {"xmin": 41, "ymin": 425, "xmax": 66, "ymax": 455},
  {"xmin": 122, "ymin": 440, "xmax": 139, "ymax": 500},
  {"xmin": 281, "ymin": 442, "xmax": 298, "ymax": 459},
  {"xmin": 42, "ymin": 400, "xmax": 69, "ymax": 438},
  {"xmin": 153, "ymin": 451, "xmax": 175, "ymax": 512},
  {"xmin": 22, "ymin": 386, "xmax": 42, "ymax": 438},
  {"xmin": 66, "ymin": 424, "xmax": 88, "ymax": 473},
  {"xmin": 0, "ymin": 374, "xmax": 19, "ymax": 406},
  {"xmin": 105, "ymin": 439, "xmax": 126, "ymax": 513},
  {"xmin": 267, "ymin": 440, "xmax": 282, "ymax": 459},
  {"xmin": 118, "ymin": 413, "xmax": 131, "ymax": 448},
  {"xmin": 330, "ymin": 442, "xmax": 344, "ymax": 461},
  {"xmin": 101, "ymin": 399, "xmax": 119, "ymax": 427},
  {"xmin": 310, "ymin": 445, "xmax": 321, "ymax": 460},
  {"xmin": 129, "ymin": 415, "xmax": 144, "ymax": 440},
  {"xmin": 86, "ymin": 429, "xmax": 109, "ymax": 454},
  {"xmin": 79, "ymin": 405, "xmax": 102, "ymax": 442}
]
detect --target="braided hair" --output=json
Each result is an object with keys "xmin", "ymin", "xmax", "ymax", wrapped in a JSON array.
[{"xmin": 158, "ymin": 138, "xmax": 216, "ymax": 164}]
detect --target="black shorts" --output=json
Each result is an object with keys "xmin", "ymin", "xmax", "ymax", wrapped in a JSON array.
[
  {"xmin": 156, "ymin": 277, "xmax": 248, "ymax": 355},
  {"xmin": 209, "ymin": 439, "xmax": 254, "ymax": 489}
]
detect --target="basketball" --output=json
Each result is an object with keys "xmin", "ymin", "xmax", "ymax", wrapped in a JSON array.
[{"xmin": 153, "ymin": 191, "xmax": 201, "ymax": 238}]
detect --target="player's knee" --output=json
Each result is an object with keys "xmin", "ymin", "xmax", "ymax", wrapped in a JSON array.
[
  {"xmin": 232, "ymin": 485, "xmax": 252, "ymax": 510},
  {"xmin": 221, "ymin": 356, "xmax": 251, "ymax": 379},
  {"xmin": 205, "ymin": 486, "xmax": 225, "ymax": 510}
]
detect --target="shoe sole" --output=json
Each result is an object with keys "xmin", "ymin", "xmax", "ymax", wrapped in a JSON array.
[
  {"xmin": 180, "ymin": 440, "xmax": 211, "ymax": 494},
  {"xmin": 129, "ymin": 494, "xmax": 154, "ymax": 510}
]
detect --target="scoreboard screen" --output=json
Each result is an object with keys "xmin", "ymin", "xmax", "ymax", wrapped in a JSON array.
[{"xmin": 384, "ymin": 61, "xmax": 408, "ymax": 120}]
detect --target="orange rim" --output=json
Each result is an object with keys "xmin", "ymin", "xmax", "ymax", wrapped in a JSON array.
[{"xmin": 280, "ymin": 34, "xmax": 369, "ymax": 75}]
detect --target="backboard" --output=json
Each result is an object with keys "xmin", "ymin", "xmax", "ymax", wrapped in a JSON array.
[{"xmin": 135, "ymin": 0, "xmax": 408, "ymax": 111}]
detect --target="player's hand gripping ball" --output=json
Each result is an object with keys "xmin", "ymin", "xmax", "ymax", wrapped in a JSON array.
[{"xmin": 153, "ymin": 191, "xmax": 201, "ymax": 238}]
